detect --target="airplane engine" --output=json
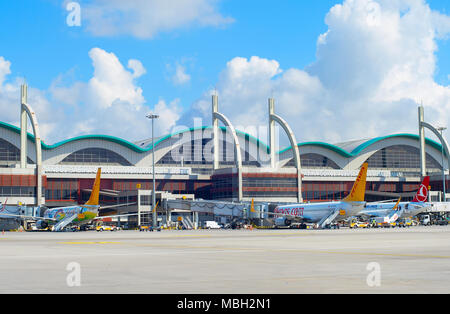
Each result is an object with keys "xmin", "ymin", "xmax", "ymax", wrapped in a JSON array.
[
  {"xmin": 274, "ymin": 217, "xmax": 291, "ymax": 227},
  {"xmin": 36, "ymin": 220, "xmax": 48, "ymax": 230}
]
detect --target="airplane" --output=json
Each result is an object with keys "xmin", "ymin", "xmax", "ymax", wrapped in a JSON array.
[
  {"xmin": 267, "ymin": 163, "xmax": 369, "ymax": 229},
  {"xmin": 0, "ymin": 168, "xmax": 137, "ymax": 232},
  {"xmin": 359, "ymin": 176, "xmax": 432, "ymax": 223}
]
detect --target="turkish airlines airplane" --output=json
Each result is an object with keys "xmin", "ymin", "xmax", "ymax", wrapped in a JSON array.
[
  {"xmin": 359, "ymin": 176, "xmax": 432, "ymax": 222},
  {"xmin": 270, "ymin": 163, "xmax": 369, "ymax": 229}
]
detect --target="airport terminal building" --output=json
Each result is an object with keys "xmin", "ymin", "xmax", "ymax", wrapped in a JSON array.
[{"xmin": 1, "ymin": 86, "xmax": 449, "ymax": 212}]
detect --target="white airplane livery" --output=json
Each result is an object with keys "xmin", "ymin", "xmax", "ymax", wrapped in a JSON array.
[
  {"xmin": 271, "ymin": 163, "xmax": 369, "ymax": 229},
  {"xmin": 360, "ymin": 176, "xmax": 432, "ymax": 222}
]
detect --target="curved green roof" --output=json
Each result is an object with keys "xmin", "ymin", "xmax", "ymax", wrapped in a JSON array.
[
  {"xmin": 349, "ymin": 133, "xmax": 444, "ymax": 156},
  {"xmin": 278, "ymin": 134, "xmax": 445, "ymax": 157},
  {"xmin": 278, "ymin": 142, "xmax": 353, "ymax": 157},
  {"xmin": 0, "ymin": 121, "xmax": 444, "ymax": 157},
  {"xmin": 143, "ymin": 126, "xmax": 270, "ymax": 153},
  {"xmin": 0, "ymin": 122, "xmax": 270, "ymax": 154},
  {"xmin": 0, "ymin": 121, "xmax": 148, "ymax": 153}
]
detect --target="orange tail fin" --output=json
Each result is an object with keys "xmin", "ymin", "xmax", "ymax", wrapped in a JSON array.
[
  {"xmin": 85, "ymin": 168, "xmax": 101, "ymax": 206},
  {"xmin": 250, "ymin": 198, "xmax": 255, "ymax": 213},
  {"xmin": 343, "ymin": 163, "xmax": 368, "ymax": 202}
]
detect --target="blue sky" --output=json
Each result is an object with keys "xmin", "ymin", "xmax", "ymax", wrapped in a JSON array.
[
  {"xmin": 0, "ymin": 1, "xmax": 338, "ymax": 106},
  {"xmin": 0, "ymin": 0, "xmax": 449, "ymax": 144}
]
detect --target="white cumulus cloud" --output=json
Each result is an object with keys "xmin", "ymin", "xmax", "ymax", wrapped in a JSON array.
[
  {"xmin": 180, "ymin": 0, "xmax": 450, "ymax": 145},
  {"xmin": 0, "ymin": 48, "xmax": 181, "ymax": 143},
  {"xmin": 50, "ymin": 48, "xmax": 181, "ymax": 140},
  {"xmin": 171, "ymin": 64, "xmax": 191, "ymax": 86},
  {"xmin": 80, "ymin": 0, "xmax": 234, "ymax": 39}
]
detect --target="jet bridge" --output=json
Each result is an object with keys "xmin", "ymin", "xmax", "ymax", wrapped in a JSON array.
[
  {"xmin": 133, "ymin": 189, "xmax": 270, "ymax": 229},
  {"xmin": 166, "ymin": 199, "xmax": 247, "ymax": 216},
  {"xmin": 160, "ymin": 199, "xmax": 269, "ymax": 229}
]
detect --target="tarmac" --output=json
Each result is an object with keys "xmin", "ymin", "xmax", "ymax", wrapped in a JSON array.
[{"xmin": 0, "ymin": 226, "xmax": 449, "ymax": 294}]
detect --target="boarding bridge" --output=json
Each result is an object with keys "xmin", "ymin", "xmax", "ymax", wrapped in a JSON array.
[
  {"xmin": 164, "ymin": 199, "xmax": 268, "ymax": 228},
  {"xmin": 426, "ymin": 202, "xmax": 450, "ymax": 213},
  {"xmin": 134, "ymin": 190, "xmax": 268, "ymax": 228},
  {"xmin": 165, "ymin": 199, "xmax": 248, "ymax": 217}
]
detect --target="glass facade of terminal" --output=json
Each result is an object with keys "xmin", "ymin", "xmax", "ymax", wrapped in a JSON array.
[
  {"xmin": 284, "ymin": 153, "xmax": 340, "ymax": 169},
  {"xmin": 0, "ymin": 139, "xmax": 33, "ymax": 167},
  {"xmin": 60, "ymin": 148, "xmax": 132, "ymax": 166},
  {"xmin": 365, "ymin": 145, "xmax": 441, "ymax": 173},
  {"xmin": 0, "ymin": 171, "xmax": 446, "ymax": 204},
  {"xmin": 157, "ymin": 138, "xmax": 260, "ymax": 174}
]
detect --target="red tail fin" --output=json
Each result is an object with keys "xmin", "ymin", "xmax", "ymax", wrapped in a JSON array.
[{"xmin": 412, "ymin": 176, "xmax": 430, "ymax": 203}]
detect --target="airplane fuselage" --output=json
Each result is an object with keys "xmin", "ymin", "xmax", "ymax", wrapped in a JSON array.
[
  {"xmin": 43, "ymin": 205, "xmax": 99, "ymax": 226},
  {"xmin": 274, "ymin": 201, "xmax": 365, "ymax": 223},
  {"xmin": 361, "ymin": 202, "xmax": 429, "ymax": 219}
]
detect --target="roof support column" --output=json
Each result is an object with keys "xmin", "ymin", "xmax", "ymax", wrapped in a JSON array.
[
  {"xmin": 418, "ymin": 106, "xmax": 426, "ymax": 178},
  {"xmin": 269, "ymin": 98, "xmax": 302, "ymax": 203},
  {"xmin": 20, "ymin": 85, "xmax": 28, "ymax": 169},
  {"xmin": 212, "ymin": 95, "xmax": 220, "ymax": 170},
  {"xmin": 268, "ymin": 98, "xmax": 276, "ymax": 169},
  {"xmin": 212, "ymin": 95, "xmax": 243, "ymax": 201},
  {"xmin": 20, "ymin": 84, "xmax": 43, "ymax": 206},
  {"xmin": 419, "ymin": 105, "xmax": 450, "ymax": 178}
]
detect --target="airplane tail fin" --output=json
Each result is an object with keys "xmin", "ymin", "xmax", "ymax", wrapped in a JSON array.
[
  {"xmin": 343, "ymin": 163, "xmax": 368, "ymax": 202},
  {"xmin": 392, "ymin": 197, "xmax": 401, "ymax": 211},
  {"xmin": 412, "ymin": 176, "xmax": 430, "ymax": 203},
  {"xmin": 85, "ymin": 168, "xmax": 101, "ymax": 206},
  {"xmin": 250, "ymin": 198, "xmax": 255, "ymax": 213},
  {"xmin": 153, "ymin": 201, "xmax": 159, "ymax": 214}
]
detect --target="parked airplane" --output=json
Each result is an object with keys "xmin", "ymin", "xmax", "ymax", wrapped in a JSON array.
[
  {"xmin": 359, "ymin": 176, "xmax": 431, "ymax": 223},
  {"xmin": 0, "ymin": 168, "xmax": 137, "ymax": 231},
  {"xmin": 270, "ymin": 163, "xmax": 369, "ymax": 229}
]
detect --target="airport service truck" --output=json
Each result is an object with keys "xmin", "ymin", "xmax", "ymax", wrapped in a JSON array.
[{"xmin": 204, "ymin": 221, "xmax": 221, "ymax": 229}]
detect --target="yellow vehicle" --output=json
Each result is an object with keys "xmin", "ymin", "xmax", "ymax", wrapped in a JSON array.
[
  {"xmin": 139, "ymin": 225, "xmax": 153, "ymax": 232},
  {"xmin": 396, "ymin": 218, "xmax": 413, "ymax": 228},
  {"xmin": 96, "ymin": 225, "xmax": 118, "ymax": 232},
  {"xmin": 350, "ymin": 220, "xmax": 369, "ymax": 229}
]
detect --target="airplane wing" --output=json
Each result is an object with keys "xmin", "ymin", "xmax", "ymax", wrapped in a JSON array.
[
  {"xmin": 358, "ymin": 198, "xmax": 402, "ymax": 219},
  {"xmin": 94, "ymin": 213, "xmax": 139, "ymax": 220},
  {"xmin": 95, "ymin": 203, "xmax": 137, "ymax": 210},
  {"xmin": 0, "ymin": 213, "xmax": 57, "ymax": 222}
]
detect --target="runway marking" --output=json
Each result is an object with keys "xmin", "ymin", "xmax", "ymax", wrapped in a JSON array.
[
  {"xmin": 90, "ymin": 242, "xmax": 450, "ymax": 259},
  {"xmin": 253, "ymin": 232, "xmax": 309, "ymax": 236},
  {"xmin": 164, "ymin": 235, "xmax": 212, "ymax": 238},
  {"xmin": 276, "ymin": 249, "xmax": 450, "ymax": 259},
  {"xmin": 59, "ymin": 241, "xmax": 122, "ymax": 245}
]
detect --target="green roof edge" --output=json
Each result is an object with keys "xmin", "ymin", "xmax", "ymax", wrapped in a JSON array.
[
  {"xmin": 0, "ymin": 122, "xmax": 270, "ymax": 154},
  {"xmin": 0, "ymin": 121, "xmax": 444, "ymax": 157}
]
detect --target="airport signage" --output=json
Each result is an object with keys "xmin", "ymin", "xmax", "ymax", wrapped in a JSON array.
[{"xmin": 44, "ymin": 165, "xmax": 192, "ymax": 176}]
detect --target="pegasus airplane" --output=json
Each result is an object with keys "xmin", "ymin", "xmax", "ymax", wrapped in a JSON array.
[
  {"xmin": 271, "ymin": 163, "xmax": 369, "ymax": 229},
  {"xmin": 1, "ymin": 168, "xmax": 135, "ymax": 231},
  {"xmin": 359, "ymin": 176, "xmax": 432, "ymax": 223}
]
